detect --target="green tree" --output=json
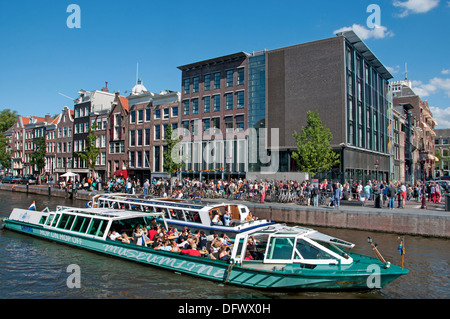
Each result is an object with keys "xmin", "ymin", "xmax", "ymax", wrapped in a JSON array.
[
  {"xmin": 0, "ymin": 109, "xmax": 18, "ymax": 132},
  {"xmin": 0, "ymin": 132, "xmax": 11, "ymax": 169},
  {"xmin": 163, "ymin": 124, "xmax": 184, "ymax": 193},
  {"xmin": 291, "ymin": 110, "xmax": 340, "ymax": 177},
  {"xmin": 30, "ymin": 136, "xmax": 46, "ymax": 182},
  {"xmin": 76, "ymin": 124, "xmax": 99, "ymax": 178}
]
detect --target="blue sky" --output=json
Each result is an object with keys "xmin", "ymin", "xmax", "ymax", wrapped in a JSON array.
[{"xmin": 1, "ymin": 0, "xmax": 450, "ymax": 126}]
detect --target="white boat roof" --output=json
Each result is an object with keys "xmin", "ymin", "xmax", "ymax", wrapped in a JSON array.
[
  {"xmin": 95, "ymin": 194, "xmax": 245, "ymax": 210},
  {"xmin": 56, "ymin": 206, "xmax": 164, "ymax": 219}
]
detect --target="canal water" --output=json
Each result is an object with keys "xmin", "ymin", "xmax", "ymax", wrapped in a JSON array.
[{"xmin": 0, "ymin": 190, "xmax": 448, "ymax": 299}]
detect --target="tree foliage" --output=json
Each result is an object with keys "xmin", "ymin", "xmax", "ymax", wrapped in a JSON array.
[
  {"xmin": 30, "ymin": 136, "xmax": 46, "ymax": 179},
  {"xmin": 0, "ymin": 109, "xmax": 18, "ymax": 132},
  {"xmin": 0, "ymin": 132, "xmax": 11, "ymax": 169},
  {"xmin": 291, "ymin": 111, "xmax": 340, "ymax": 176},
  {"xmin": 76, "ymin": 124, "xmax": 99, "ymax": 177},
  {"xmin": 163, "ymin": 124, "xmax": 183, "ymax": 176}
]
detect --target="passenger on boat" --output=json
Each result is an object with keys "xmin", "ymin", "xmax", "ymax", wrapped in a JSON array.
[
  {"xmin": 109, "ymin": 230, "xmax": 122, "ymax": 241},
  {"xmin": 121, "ymin": 233, "xmax": 133, "ymax": 244},
  {"xmin": 223, "ymin": 210, "xmax": 231, "ymax": 226},
  {"xmin": 220, "ymin": 233, "xmax": 231, "ymax": 246},
  {"xmin": 133, "ymin": 225, "xmax": 147, "ymax": 247},
  {"xmin": 181, "ymin": 243, "xmax": 202, "ymax": 257},
  {"xmin": 219, "ymin": 245, "xmax": 231, "ymax": 261},
  {"xmin": 171, "ymin": 240, "xmax": 181, "ymax": 253},
  {"xmin": 247, "ymin": 237, "xmax": 259, "ymax": 260},
  {"xmin": 211, "ymin": 213, "xmax": 222, "ymax": 225},
  {"xmin": 244, "ymin": 250, "xmax": 253, "ymax": 261},
  {"xmin": 156, "ymin": 240, "xmax": 172, "ymax": 252},
  {"xmin": 198, "ymin": 231, "xmax": 207, "ymax": 250},
  {"xmin": 148, "ymin": 225, "xmax": 159, "ymax": 241}
]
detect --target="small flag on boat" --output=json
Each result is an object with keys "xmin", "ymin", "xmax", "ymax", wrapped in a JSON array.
[
  {"xmin": 28, "ymin": 201, "xmax": 36, "ymax": 210},
  {"xmin": 398, "ymin": 237, "xmax": 405, "ymax": 255}
]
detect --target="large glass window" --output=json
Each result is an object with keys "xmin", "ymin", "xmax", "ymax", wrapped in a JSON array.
[
  {"xmin": 203, "ymin": 96, "xmax": 211, "ymax": 113},
  {"xmin": 294, "ymin": 239, "xmax": 333, "ymax": 260},
  {"xmin": 213, "ymin": 95, "xmax": 220, "ymax": 112},
  {"xmin": 183, "ymin": 78, "xmax": 190, "ymax": 94},
  {"xmin": 214, "ymin": 72, "xmax": 221, "ymax": 89},
  {"xmin": 237, "ymin": 68, "xmax": 245, "ymax": 85},
  {"xmin": 226, "ymin": 70, "xmax": 234, "ymax": 87},
  {"xmin": 193, "ymin": 77, "xmax": 199, "ymax": 93},
  {"xmin": 204, "ymin": 74, "xmax": 211, "ymax": 91},
  {"xmin": 225, "ymin": 93, "xmax": 233, "ymax": 110},
  {"xmin": 266, "ymin": 236, "xmax": 295, "ymax": 260},
  {"xmin": 71, "ymin": 216, "xmax": 92, "ymax": 233}
]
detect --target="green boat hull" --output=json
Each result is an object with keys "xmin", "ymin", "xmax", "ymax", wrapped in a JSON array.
[{"xmin": 3, "ymin": 219, "xmax": 408, "ymax": 290}]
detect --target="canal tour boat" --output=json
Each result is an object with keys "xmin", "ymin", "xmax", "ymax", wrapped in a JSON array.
[
  {"xmin": 1, "ymin": 205, "xmax": 408, "ymax": 290},
  {"xmin": 88, "ymin": 193, "xmax": 274, "ymax": 237}
]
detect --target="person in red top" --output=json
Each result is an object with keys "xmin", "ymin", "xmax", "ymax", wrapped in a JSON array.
[
  {"xmin": 181, "ymin": 243, "xmax": 202, "ymax": 257},
  {"xmin": 148, "ymin": 225, "xmax": 159, "ymax": 241}
]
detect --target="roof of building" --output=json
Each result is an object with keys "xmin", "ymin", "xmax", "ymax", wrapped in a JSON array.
[
  {"xmin": 177, "ymin": 52, "xmax": 250, "ymax": 71},
  {"xmin": 131, "ymin": 78, "xmax": 148, "ymax": 95},
  {"xmin": 119, "ymin": 96, "xmax": 129, "ymax": 112},
  {"xmin": 336, "ymin": 30, "xmax": 393, "ymax": 80}
]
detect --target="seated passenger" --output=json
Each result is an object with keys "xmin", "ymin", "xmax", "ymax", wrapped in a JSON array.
[
  {"xmin": 109, "ymin": 230, "xmax": 122, "ymax": 241},
  {"xmin": 181, "ymin": 243, "xmax": 202, "ymax": 257},
  {"xmin": 244, "ymin": 250, "xmax": 253, "ymax": 261},
  {"xmin": 121, "ymin": 233, "xmax": 133, "ymax": 244},
  {"xmin": 219, "ymin": 245, "xmax": 230, "ymax": 261},
  {"xmin": 223, "ymin": 210, "xmax": 231, "ymax": 226},
  {"xmin": 171, "ymin": 240, "xmax": 181, "ymax": 253}
]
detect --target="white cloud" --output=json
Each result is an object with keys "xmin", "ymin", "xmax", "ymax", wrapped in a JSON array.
[
  {"xmin": 393, "ymin": 0, "xmax": 440, "ymax": 17},
  {"xmin": 412, "ymin": 77, "xmax": 450, "ymax": 97},
  {"xmin": 442, "ymin": 69, "xmax": 450, "ymax": 75},
  {"xmin": 430, "ymin": 106, "xmax": 450, "ymax": 128},
  {"xmin": 333, "ymin": 24, "xmax": 394, "ymax": 40},
  {"xmin": 387, "ymin": 65, "xmax": 400, "ymax": 74}
]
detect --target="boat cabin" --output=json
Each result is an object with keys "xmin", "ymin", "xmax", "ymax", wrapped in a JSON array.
[
  {"xmin": 93, "ymin": 194, "xmax": 252, "ymax": 227},
  {"xmin": 231, "ymin": 224, "xmax": 356, "ymax": 267},
  {"xmin": 8, "ymin": 206, "xmax": 167, "ymax": 241}
]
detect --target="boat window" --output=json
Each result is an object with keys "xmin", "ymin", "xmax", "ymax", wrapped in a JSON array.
[
  {"xmin": 266, "ymin": 236, "xmax": 295, "ymax": 260},
  {"xmin": 51, "ymin": 214, "xmax": 61, "ymax": 227},
  {"xmin": 88, "ymin": 219, "xmax": 107, "ymax": 237},
  {"xmin": 185, "ymin": 210, "xmax": 201, "ymax": 223},
  {"xmin": 45, "ymin": 214, "xmax": 55, "ymax": 226},
  {"xmin": 315, "ymin": 241, "xmax": 348, "ymax": 258},
  {"xmin": 57, "ymin": 214, "xmax": 72, "ymax": 229},
  {"xmin": 71, "ymin": 216, "xmax": 92, "ymax": 233},
  {"xmin": 171, "ymin": 209, "xmax": 185, "ymax": 221},
  {"xmin": 234, "ymin": 237, "xmax": 246, "ymax": 260},
  {"xmin": 295, "ymin": 239, "xmax": 333, "ymax": 260},
  {"xmin": 39, "ymin": 215, "xmax": 47, "ymax": 225}
]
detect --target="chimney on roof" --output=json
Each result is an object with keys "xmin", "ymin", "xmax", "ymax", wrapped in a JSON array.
[
  {"xmin": 101, "ymin": 81, "xmax": 109, "ymax": 92},
  {"xmin": 45, "ymin": 114, "xmax": 53, "ymax": 123}
]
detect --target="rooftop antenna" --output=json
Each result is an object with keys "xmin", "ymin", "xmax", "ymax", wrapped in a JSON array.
[
  {"xmin": 136, "ymin": 62, "xmax": 139, "ymax": 84},
  {"xmin": 404, "ymin": 62, "xmax": 408, "ymax": 80}
]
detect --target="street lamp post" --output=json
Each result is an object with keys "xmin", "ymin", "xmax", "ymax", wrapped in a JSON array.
[{"xmin": 419, "ymin": 150, "xmax": 428, "ymax": 209}]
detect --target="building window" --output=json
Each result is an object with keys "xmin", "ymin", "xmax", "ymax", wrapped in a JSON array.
[
  {"xmin": 212, "ymin": 117, "xmax": 220, "ymax": 133},
  {"xmin": 144, "ymin": 150, "xmax": 150, "ymax": 168},
  {"xmin": 203, "ymin": 96, "xmax": 210, "ymax": 113},
  {"xmin": 130, "ymin": 130, "xmax": 135, "ymax": 146},
  {"xmin": 204, "ymin": 74, "xmax": 211, "ymax": 91},
  {"xmin": 182, "ymin": 121, "xmax": 189, "ymax": 136},
  {"xmin": 154, "ymin": 146, "xmax": 160, "ymax": 172},
  {"xmin": 130, "ymin": 110, "xmax": 136, "ymax": 124},
  {"xmin": 137, "ymin": 151, "xmax": 142, "ymax": 168},
  {"xmin": 138, "ymin": 110, "xmax": 143, "ymax": 123},
  {"xmin": 225, "ymin": 116, "xmax": 233, "ymax": 133},
  {"xmin": 203, "ymin": 118, "xmax": 210, "ymax": 133},
  {"xmin": 154, "ymin": 125, "xmax": 161, "ymax": 140},
  {"xmin": 236, "ymin": 115, "xmax": 245, "ymax": 132},
  {"xmin": 192, "ymin": 98, "xmax": 199, "ymax": 114},
  {"xmin": 225, "ymin": 93, "xmax": 233, "ymax": 110},
  {"xmin": 237, "ymin": 68, "xmax": 245, "ymax": 85},
  {"xmin": 145, "ymin": 128, "xmax": 150, "ymax": 145},
  {"xmin": 183, "ymin": 100, "xmax": 189, "ymax": 115},
  {"xmin": 154, "ymin": 109, "xmax": 161, "ymax": 119},
  {"xmin": 183, "ymin": 78, "xmax": 190, "ymax": 94},
  {"xmin": 237, "ymin": 91, "xmax": 245, "ymax": 108},
  {"xmin": 226, "ymin": 70, "xmax": 234, "ymax": 87},
  {"xmin": 213, "ymin": 95, "xmax": 220, "ymax": 112},
  {"xmin": 171, "ymin": 106, "xmax": 178, "ymax": 117},
  {"xmin": 163, "ymin": 108, "xmax": 170, "ymax": 120},
  {"xmin": 137, "ymin": 129, "xmax": 142, "ymax": 146},
  {"xmin": 193, "ymin": 77, "xmax": 199, "ymax": 93},
  {"xmin": 145, "ymin": 109, "xmax": 151, "ymax": 122},
  {"xmin": 214, "ymin": 72, "xmax": 220, "ymax": 89},
  {"xmin": 130, "ymin": 151, "xmax": 135, "ymax": 167}
]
